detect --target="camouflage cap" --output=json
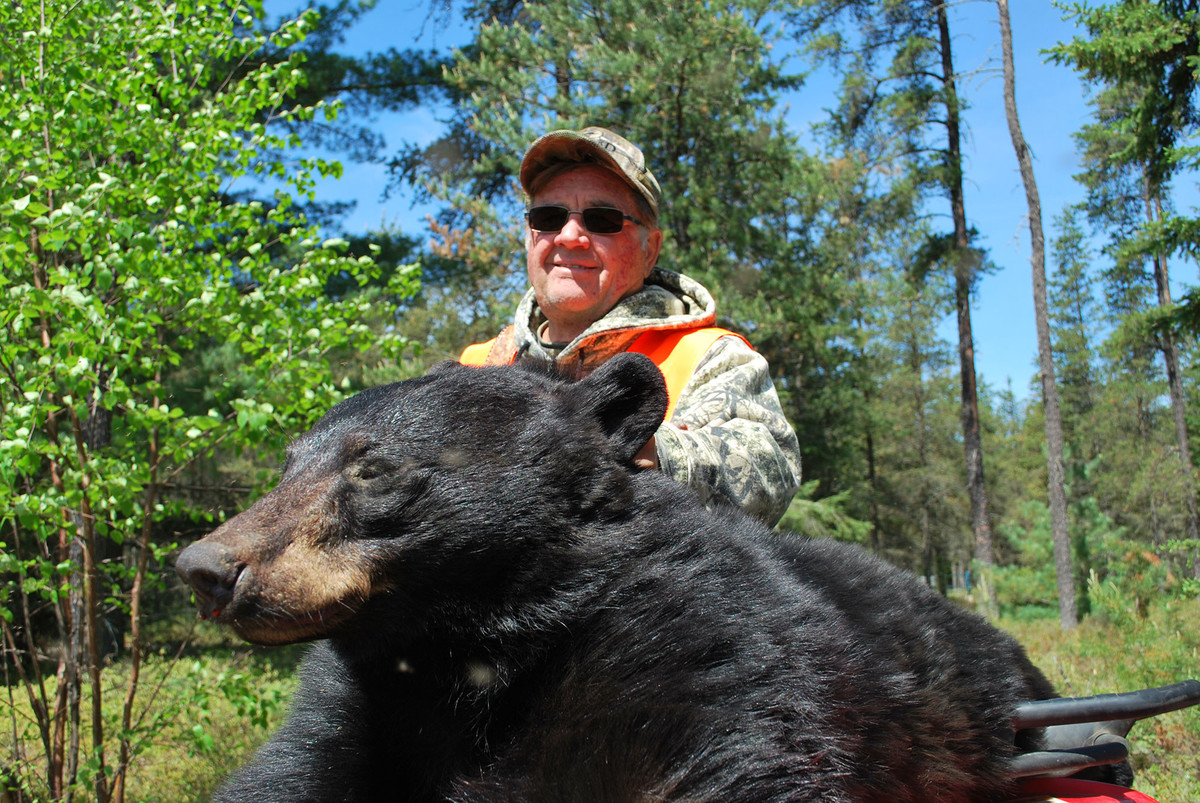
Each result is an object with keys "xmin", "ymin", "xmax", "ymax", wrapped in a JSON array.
[{"xmin": 520, "ymin": 127, "xmax": 662, "ymax": 220}]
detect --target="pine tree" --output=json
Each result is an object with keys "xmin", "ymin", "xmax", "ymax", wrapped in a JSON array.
[{"xmin": 1053, "ymin": 0, "xmax": 1200, "ymax": 576}]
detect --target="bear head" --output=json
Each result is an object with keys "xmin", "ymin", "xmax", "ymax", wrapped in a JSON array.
[{"xmin": 175, "ymin": 354, "xmax": 668, "ymax": 646}]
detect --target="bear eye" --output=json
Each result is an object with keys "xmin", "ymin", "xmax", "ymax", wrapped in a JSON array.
[{"xmin": 348, "ymin": 459, "xmax": 392, "ymax": 485}]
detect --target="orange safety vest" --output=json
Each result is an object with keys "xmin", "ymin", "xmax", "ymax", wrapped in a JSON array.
[{"xmin": 459, "ymin": 326, "xmax": 749, "ymax": 422}]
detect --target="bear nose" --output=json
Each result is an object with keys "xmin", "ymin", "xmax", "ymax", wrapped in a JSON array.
[{"xmin": 176, "ymin": 540, "xmax": 244, "ymax": 620}]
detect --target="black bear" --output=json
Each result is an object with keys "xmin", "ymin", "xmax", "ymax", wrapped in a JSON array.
[{"xmin": 176, "ymin": 354, "xmax": 1056, "ymax": 802}]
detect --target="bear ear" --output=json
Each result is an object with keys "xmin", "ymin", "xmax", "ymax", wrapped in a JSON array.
[{"xmin": 565, "ymin": 353, "xmax": 668, "ymax": 463}]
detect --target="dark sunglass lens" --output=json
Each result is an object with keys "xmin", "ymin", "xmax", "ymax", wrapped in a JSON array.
[
  {"xmin": 527, "ymin": 205, "xmax": 629, "ymax": 234},
  {"xmin": 581, "ymin": 207, "xmax": 625, "ymax": 234},
  {"xmin": 528, "ymin": 206, "xmax": 569, "ymax": 231}
]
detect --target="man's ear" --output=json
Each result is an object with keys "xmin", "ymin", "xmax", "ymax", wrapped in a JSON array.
[
  {"xmin": 562, "ymin": 353, "xmax": 668, "ymax": 464},
  {"xmin": 643, "ymin": 227, "xmax": 663, "ymax": 276}
]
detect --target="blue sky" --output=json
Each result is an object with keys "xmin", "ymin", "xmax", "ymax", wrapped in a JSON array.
[{"xmin": 291, "ymin": 1, "xmax": 1196, "ymax": 403}]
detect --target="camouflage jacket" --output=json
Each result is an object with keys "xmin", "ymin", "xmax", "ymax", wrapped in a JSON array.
[{"xmin": 505, "ymin": 267, "xmax": 801, "ymax": 526}]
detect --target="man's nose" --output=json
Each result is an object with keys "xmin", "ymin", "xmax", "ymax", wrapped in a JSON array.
[{"xmin": 554, "ymin": 212, "xmax": 591, "ymax": 246}]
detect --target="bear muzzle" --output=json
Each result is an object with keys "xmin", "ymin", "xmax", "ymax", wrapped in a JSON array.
[{"xmin": 176, "ymin": 539, "xmax": 245, "ymax": 621}]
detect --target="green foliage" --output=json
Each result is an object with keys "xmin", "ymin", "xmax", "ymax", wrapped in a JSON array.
[
  {"xmin": 184, "ymin": 657, "xmax": 289, "ymax": 755},
  {"xmin": 993, "ymin": 501, "xmax": 1060, "ymax": 618},
  {"xmin": 1051, "ymin": 0, "xmax": 1200, "ymax": 189},
  {"xmin": 789, "ymin": 0, "xmax": 1008, "ymax": 587},
  {"xmin": 991, "ymin": 488, "xmax": 1194, "ymax": 624},
  {"xmin": 1049, "ymin": 207, "xmax": 1102, "ymax": 432},
  {"xmin": 1040, "ymin": 0, "xmax": 1199, "ymax": 611},
  {"xmin": 858, "ymin": 268, "xmax": 968, "ymax": 565},
  {"xmin": 777, "ymin": 481, "xmax": 872, "ymax": 541},
  {"xmin": 0, "ymin": 0, "xmax": 414, "ymax": 798}
]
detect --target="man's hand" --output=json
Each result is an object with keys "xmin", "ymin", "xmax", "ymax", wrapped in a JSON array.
[
  {"xmin": 632, "ymin": 424, "xmax": 685, "ymax": 470},
  {"xmin": 633, "ymin": 436, "xmax": 658, "ymax": 469}
]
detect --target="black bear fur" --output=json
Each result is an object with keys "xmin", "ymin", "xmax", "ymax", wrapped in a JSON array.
[{"xmin": 176, "ymin": 354, "xmax": 1056, "ymax": 802}]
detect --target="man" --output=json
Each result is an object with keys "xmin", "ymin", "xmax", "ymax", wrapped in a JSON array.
[{"xmin": 460, "ymin": 126, "xmax": 800, "ymax": 525}]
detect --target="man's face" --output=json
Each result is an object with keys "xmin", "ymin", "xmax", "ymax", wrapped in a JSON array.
[{"xmin": 526, "ymin": 164, "xmax": 663, "ymax": 343}]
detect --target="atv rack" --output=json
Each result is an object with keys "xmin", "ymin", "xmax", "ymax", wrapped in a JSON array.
[
  {"xmin": 1010, "ymin": 679, "xmax": 1200, "ymax": 778},
  {"xmin": 1006, "ymin": 680, "xmax": 1200, "ymax": 803}
]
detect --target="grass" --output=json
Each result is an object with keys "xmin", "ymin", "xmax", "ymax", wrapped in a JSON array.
[
  {"xmin": 4, "ymin": 598, "xmax": 1197, "ymax": 801},
  {"xmin": 120, "ymin": 645, "xmax": 303, "ymax": 803},
  {"xmin": 1, "ymin": 622, "xmax": 304, "ymax": 803}
]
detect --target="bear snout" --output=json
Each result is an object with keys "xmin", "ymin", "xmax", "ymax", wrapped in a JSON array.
[{"xmin": 176, "ymin": 539, "xmax": 244, "ymax": 621}]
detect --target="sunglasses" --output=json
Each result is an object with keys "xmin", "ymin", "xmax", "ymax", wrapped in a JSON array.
[{"xmin": 525, "ymin": 205, "xmax": 644, "ymax": 235}]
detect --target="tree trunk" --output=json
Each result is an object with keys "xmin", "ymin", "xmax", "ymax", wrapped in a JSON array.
[
  {"xmin": 908, "ymin": 304, "xmax": 935, "ymax": 589},
  {"xmin": 997, "ymin": 0, "xmax": 1077, "ymax": 629},
  {"xmin": 1144, "ymin": 187, "xmax": 1200, "ymax": 576},
  {"xmin": 934, "ymin": 0, "xmax": 997, "ymax": 615},
  {"xmin": 114, "ymin": 341, "xmax": 165, "ymax": 803},
  {"xmin": 921, "ymin": 504, "xmax": 934, "ymax": 586},
  {"xmin": 66, "ymin": 408, "xmax": 110, "ymax": 803},
  {"xmin": 866, "ymin": 427, "xmax": 882, "ymax": 553}
]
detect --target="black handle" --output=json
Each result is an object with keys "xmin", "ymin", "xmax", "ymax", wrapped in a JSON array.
[{"xmin": 1012, "ymin": 679, "xmax": 1200, "ymax": 730}]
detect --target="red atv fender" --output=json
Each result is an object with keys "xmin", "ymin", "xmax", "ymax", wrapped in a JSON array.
[{"xmin": 1014, "ymin": 777, "xmax": 1161, "ymax": 802}]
